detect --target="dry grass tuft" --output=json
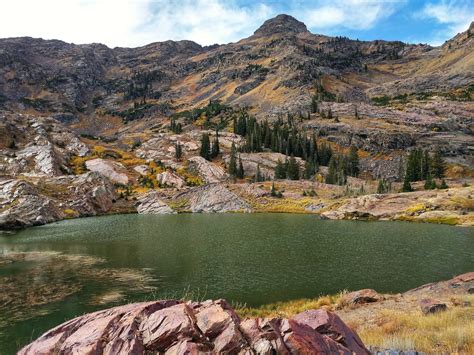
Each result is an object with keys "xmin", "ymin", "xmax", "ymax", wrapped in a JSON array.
[
  {"xmin": 353, "ymin": 295, "xmax": 474, "ymax": 353},
  {"xmin": 236, "ymin": 292, "xmax": 346, "ymax": 318}
]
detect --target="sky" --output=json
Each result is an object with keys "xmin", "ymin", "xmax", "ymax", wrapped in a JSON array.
[{"xmin": 0, "ymin": 0, "xmax": 472, "ymax": 47}]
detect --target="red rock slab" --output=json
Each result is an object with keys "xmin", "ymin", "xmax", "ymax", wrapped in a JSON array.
[{"xmin": 291, "ymin": 309, "xmax": 370, "ymax": 354}]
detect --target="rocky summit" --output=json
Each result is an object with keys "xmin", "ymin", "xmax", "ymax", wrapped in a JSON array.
[
  {"xmin": 18, "ymin": 299, "xmax": 369, "ymax": 354},
  {"xmin": 0, "ymin": 15, "xmax": 473, "ymax": 229}
]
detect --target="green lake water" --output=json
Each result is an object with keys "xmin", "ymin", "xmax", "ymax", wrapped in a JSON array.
[{"xmin": 0, "ymin": 214, "xmax": 473, "ymax": 353}]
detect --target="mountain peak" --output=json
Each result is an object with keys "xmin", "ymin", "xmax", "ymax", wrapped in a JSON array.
[{"xmin": 253, "ymin": 14, "xmax": 308, "ymax": 37}]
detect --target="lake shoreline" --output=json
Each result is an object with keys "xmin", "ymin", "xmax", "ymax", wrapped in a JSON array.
[
  {"xmin": 2, "ymin": 175, "xmax": 473, "ymax": 230},
  {"xmin": 16, "ymin": 272, "xmax": 474, "ymax": 354}
]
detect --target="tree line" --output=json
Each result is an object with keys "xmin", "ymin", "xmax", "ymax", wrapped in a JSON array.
[{"xmin": 402, "ymin": 148, "xmax": 447, "ymax": 192}]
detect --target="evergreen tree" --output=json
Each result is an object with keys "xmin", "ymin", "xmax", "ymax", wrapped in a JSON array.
[
  {"xmin": 421, "ymin": 150, "xmax": 431, "ymax": 180},
  {"xmin": 199, "ymin": 133, "xmax": 211, "ymax": 160},
  {"xmin": 402, "ymin": 175, "xmax": 413, "ymax": 192},
  {"xmin": 319, "ymin": 142, "xmax": 332, "ymax": 166},
  {"xmin": 439, "ymin": 179, "xmax": 448, "ymax": 189},
  {"xmin": 310, "ymin": 95, "xmax": 318, "ymax": 114},
  {"xmin": 348, "ymin": 145, "xmax": 360, "ymax": 177},
  {"xmin": 237, "ymin": 156, "xmax": 245, "ymax": 179},
  {"xmin": 170, "ymin": 118, "xmax": 182, "ymax": 134},
  {"xmin": 210, "ymin": 130, "xmax": 220, "ymax": 159},
  {"xmin": 327, "ymin": 108, "xmax": 333, "ymax": 119},
  {"xmin": 175, "ymin": 142, "xmax": 182, "ymax": 161},
  {"xmin": 424, "ymin": 174, "xmax": 437, "ymax": 190},
  {"xmin": 326, "ymin": 156, "xmax": 337, "ymax": 184},
  {"xmin": 255, "ymin": 164, "xmax": 263, "ymax": 182},
  {"xmin": 377, "ymin": 180, "xmax": 389, "ymax": 194},
  {"xmin": 336, "ymin": 155, "xmax": 347, "ymax": 185},
  {"xmin": 228, "ymin": 143, "xmax": 237, "ymax": 176},
  {"xmin": 270, "ymin": 182, "xmax": 282, "ymax": 198},
  {"xmin": 287, "ymin": 155, "xmax": 300, "ymax": 180},
  {"xmin": 405, "ymin": 149, "xmax": 424, "ymax": 182},
  {"xmin": 271, "ymin": 182, "xmax": 276, "ymax": 196},
  {"xmin": 232, "ymin": 117, "xmax": 237, "ymax": 134},
  {"xmin": 274, "ymin": 159, "xmax": 287, "ymax": 179},
  {"xmin": 431, "ymin": 148, "xmax": 446, "ymax": 179},
  {"xmin": 304, "ymin": 159, "xmax": 316, "ymax": 179}
]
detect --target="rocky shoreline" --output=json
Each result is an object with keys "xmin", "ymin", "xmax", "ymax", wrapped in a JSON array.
[
  {"xmin": 18, "ymin": 299, "xmax": 370, "ymax": 354},
  {"xmin": 1, "ymin": 176, "xmax": 472, "ymax": 230},
  {"xmin": 18, "ymin": 272, "xmax": 474, "ymax": 354}
]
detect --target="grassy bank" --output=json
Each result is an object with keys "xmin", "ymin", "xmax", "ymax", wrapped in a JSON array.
[{"xmin": 236, "ymin": 293, "xmax": 474, "ymax": 354}]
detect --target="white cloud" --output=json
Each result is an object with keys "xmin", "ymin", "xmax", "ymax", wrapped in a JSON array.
[
  {"xmin": 0, "ymin": 0, "xmax": 274, "ymax": 47},
  {"xmin": 419, "ymin": 0, "xmax": 473, "ymax": 38},
  {"xmin": 302, "ymin": 0, "xmax": 403, "ymax": 31}
]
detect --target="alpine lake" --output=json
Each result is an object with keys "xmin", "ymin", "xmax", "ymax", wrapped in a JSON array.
[{"xmin": 1, "ymin": 213, "xmax": 473, "ymax": 353}]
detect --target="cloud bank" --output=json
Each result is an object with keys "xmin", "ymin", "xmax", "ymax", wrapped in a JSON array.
[{"xmin": 0, "ymin": 0, "xmax": 469, "ymax": 47}]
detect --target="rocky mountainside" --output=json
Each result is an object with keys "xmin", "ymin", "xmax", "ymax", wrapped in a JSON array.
[
  {"xmin": 0, "ymin": 15, "xmax": 473, "ymax": 229},
  {"xmin": 0, "ymin": 15, "xmax": 472, "ymax": 116}
]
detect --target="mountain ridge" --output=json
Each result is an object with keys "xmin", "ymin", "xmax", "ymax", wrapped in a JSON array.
[{"xmin": 0, "ymin": 14, "xmax": 473, "ymax": 230}]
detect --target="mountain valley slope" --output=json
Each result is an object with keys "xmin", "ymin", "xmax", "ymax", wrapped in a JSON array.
[{"xmin": 0, "ymin": 14, "xmax": 473, "ymax": 229}]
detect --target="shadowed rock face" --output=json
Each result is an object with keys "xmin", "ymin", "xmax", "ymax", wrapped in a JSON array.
[{"xmin": 18, "ymin": 299, "xmax": 370, "ymax": 354}]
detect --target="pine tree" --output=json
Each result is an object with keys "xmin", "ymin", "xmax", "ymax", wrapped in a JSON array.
[
  {"xmin": 431, "ymin": 148, "xmax": 446, "ymax": 179},
  {"xmin": 327, "ymin": 108, "xmax": 333, "ymax": 119},
  {"xmin": 348, "ymin": 145, "xmax": 360, "ymax": 177},
  {"xmin": 311, "ymin": 95, "xmax": 318, "ymax": 114},
  {"xmin": 270, "ymin": 182, "xmax": 282, "ymax": 197},
  {"xmin": 210, "ymin": 130, "xmax": 220, "ymax": 159},
  {"xmin": 232, "ymin": 117, "xmax": 237, "ymax": 134},
  {"xmin": 255, "ymin": 164, "xmax": 263, "ymax": 182},
  {"xmin": 228, "ymin": 142, "xmax": 237, "ymax": 176},
  {"xmin": 170, "ymin": 118, "xmax": 182, "ymax": 134},
  {"xmin": 325, "ymin": 156, "xmax": 337, "ymax": 184},
  {"xmin": 287, "ymin": 155, "xmax": 300, "ymax": 180},
  {"xmin": 405, "ymin": 150, "xmax": 419, "ymax": 182},
  {"xmin": 175, "ymin": 142, "xmax": 182, "ymax": 161},
  {"xmin": 402, "ymin": 175, "xmax": 413, "ymax": 192},
  {"xmin": 424, "ymin": 174, "xmax": 436, "ymax": 190},
  {"xmin": 439, "ymin": 179, "xmax": 448, "ymax": 189},
  {"xmin": 421, "ymin": 150, "xmax": 430, "ymax": 180},
  {"xmin": 274, "ymin": 159, "xmax": 286, "ymax": 179},
  {"xmin": 237, "ymin": 156, "xmax": 245, "ymax": 179},
  {"xmin": 336, "ymin": 155, "xmax": 347, "ymax": 185},
  {"xmin": 377, "ymin": 180, "xmax": 388, "ymax": 194},
  {"xmin": 304, "ymin": 159, "xmax": 316, "ymax": 179},
  {"xmin": 319, "ymin": 142, "xmax": 332, "ymax": 166},
  {"xmin": 199, "ymin": 133, "xmax": 211, "ymax": 161},
  {"xmin": 271, "ymin": 182, "xmax": 277, "ymax": 196}
]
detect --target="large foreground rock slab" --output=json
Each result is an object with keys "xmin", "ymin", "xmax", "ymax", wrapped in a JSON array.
[{"xmin": 19, "ymin": 299, "xmax": 369, "ymax": 354}]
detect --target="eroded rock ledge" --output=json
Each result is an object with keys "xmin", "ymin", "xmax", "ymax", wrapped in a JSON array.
[{"xmin": 18, "ymin": 299, "xmax": 369, "ymax": 354}]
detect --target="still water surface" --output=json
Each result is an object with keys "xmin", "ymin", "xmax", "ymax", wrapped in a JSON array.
[{"xmin": 0, "ymin": 214, "xmax": 473, "ymax": 353}]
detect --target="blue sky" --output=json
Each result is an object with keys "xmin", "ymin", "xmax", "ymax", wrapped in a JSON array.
[{"xmin": 0, "ymin": 0, "xmax": 472, "ymax": 47}]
